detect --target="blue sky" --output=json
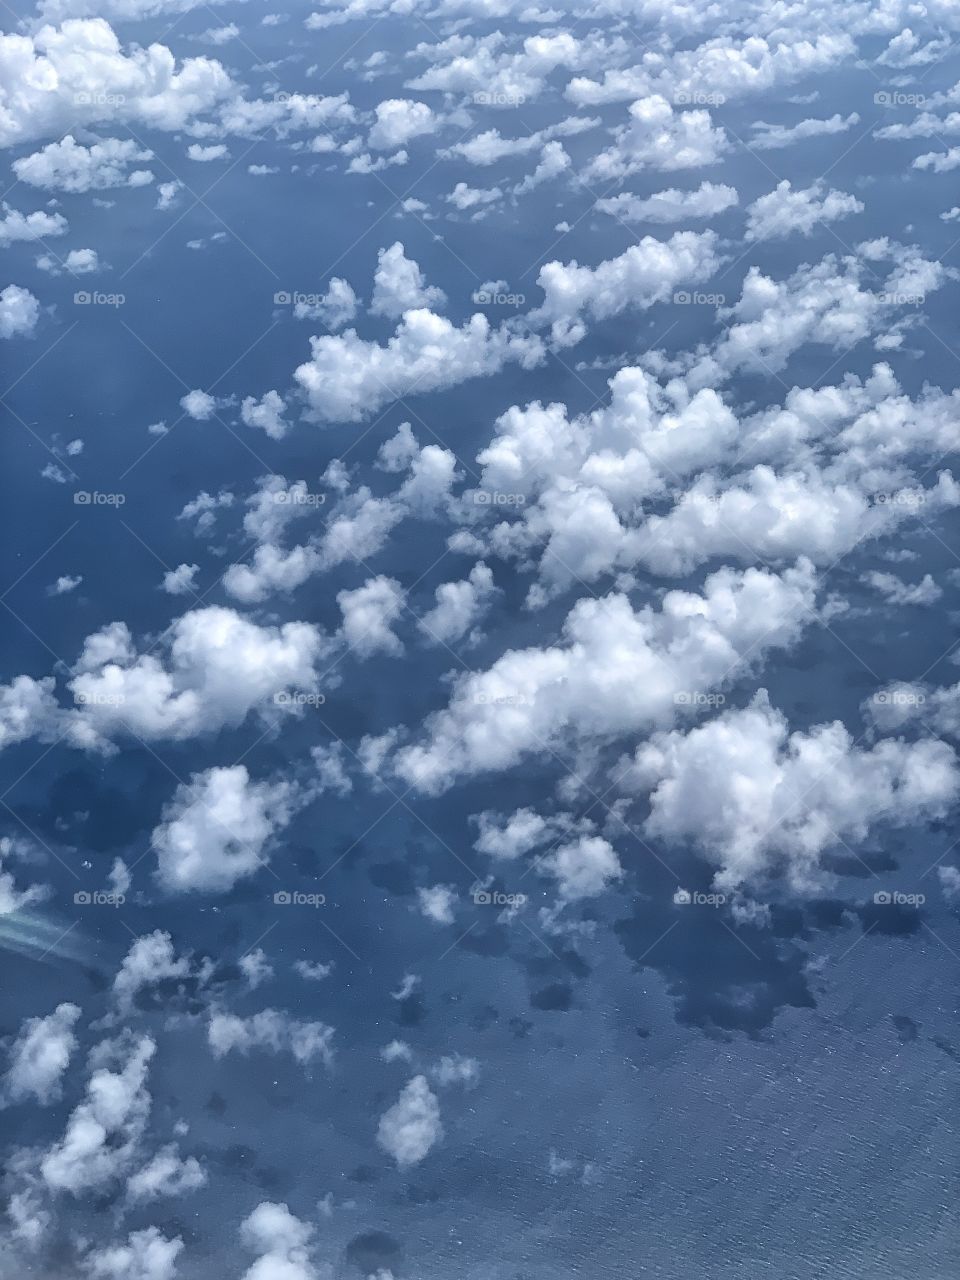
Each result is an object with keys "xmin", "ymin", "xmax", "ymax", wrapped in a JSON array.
[{"xmin": 1, "ymin": 1, "xmax": 960, "ymax": 1277}]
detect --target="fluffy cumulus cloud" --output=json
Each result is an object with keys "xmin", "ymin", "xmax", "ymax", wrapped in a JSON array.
[
  {"xmin": 418, "ymin": 563, "xmax": 495, "ymax": 645},
  {"xmin": 152, "ymin": 765, "xmax": 301, "ymax": 893},
  {"xmin": 584, "ymin": 97, "xmax": 728, "ymax": 182},
  {"xmin": 0, "ymin": 203, "xmax": 68, "ymax": 246},
  {"xmin": 618, "ymin": 693, "xmax": 959, "ymax": 890},
  {"xmin": 40, "ymin": 1033, "xmax": 155, "ymax": 1195},
  {"xmin": 239, "ymin": 1202, "xmax": 317, "ymax": 1280},
  {"xmin": 2, "ymin": 1003, "xmax": 81, "ymax": 1106},
  {"xmin": 0, "ymin": 286, "xmax": 41, "ymax": 339},
  {"xmin": 395, "ymin": 560, "xmax": 818, "ymax": 793},
  {"xmin": 596, "ymin": 181, "xmax": 738, "ymax": 224},
  {"xmin": 532, "ymin": 231, "xmax": 721, "ymax": 344},
  {"xmin": 377, "ymin": 1075, "xmax": 443, "ymax": 1167},
  {"xmin": 0, "ymin": 19, "xmax": 234, "ymax": 148},
  {"xmin": 371, "ymin": 242, "xmax": 447, "ymax": 318},
  {"xmin": 64, "ymin": 607, "xmax": 328, "ymax": 749},
  {"xmin": 13, "ymin": 136, "xmax": 154, "ymax": 192},
  {"xmin": 367, "ymin": 98, "xmax": 437, "ymax": 150},
  {"xmin": 208, "ymin": 1009, "xmax": 335, "ymax": 1066},
  {"xmin": 745, "ymin": 180, "xmax": 863, "ymax": 241},
  {"xmin": 337, "ymin": 576, "xmax": 406, "ymax": 657},
  {"xmin": 83, "ymin": 1228, "xmax": 183, "ymax": 1280},
  {"xmin": 294, "ymin": 309, "xmax": 544, "ymax": 423}
]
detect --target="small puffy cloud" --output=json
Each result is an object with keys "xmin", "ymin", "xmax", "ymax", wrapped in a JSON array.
[
  {"xmin": 585, "ymin": 96, "xmax": 727, "ymax": 181},
  {"xmin": 13, "ymin": 136, "xmax": 154, "ymax": 192},
  {"xmin": 596, "ymin": 181, "xmax": 738, "ymax": 224},
  {"xmin": 447, "ymin": 182, "xmax": 502, "ymax": 212},
  {"xmin": 83, "ymin": 1227, "xmax": 183, "ymax": 1280},
  {"xmin": 395, "ymin": 561, "xmax": 817, "ymax": 793},
  {"xmin": 2, "ymin": 1003, "xmax": 81, "ymax": 1106},
  {"xmin": 337, "ymin": 576, "xmax": 405, "ymax": 658},
  {"xmin": 418, "ymin": 563, "xmax": 495, "ymax": 646},
  {"xmin": 368, "ymin": 98, "xmax": 437, "ymax": 150},
  {"xmin": 48, "ymin": 574, "xmax": 82, "ymax": 596},
  {"xmin": 0, "ymin": 285, "xmax": 41, "ymax": 339},
  {"xmin": 0, "ymin": 203, "xmax": 68, "ymax": 247},
  {"xmin": 371, "ymin": 242, "xmax": 446, "ymax": 319},
  {"xmin": 152, "ymin": 765, "xmax": 301, "ymax": 894},
  {"xmin": 293, "ymin": 276, "xmax": 358, "ymax": 329},
  {"xmin": 67, "ymin": 606, "xmax": 327, "ymax": 747},
  {"xmin": 620, "ymin": 692, "xmax": 959, "ymax": 890},
  {"xmin": 239, "ymin": 1202, "xmax": 316, "ymax": 1280},
  {"xmin": 112, "ymin": 929, "xmax": 195, "ymax": 1014},
  {"xmin": 861, "ymin": 570, "xmax": 942, "ymax": 606},
  {"xmin": 126, "ymin": 1144, "xmax": 206, "ymax": 1203},
  {"xmin": 537, "ymin": 835, "xmax": 622, "ymax": 900},
  {"xmin": 160, "ymin": 563, "xmax": 198, "ymax": 596},
  {"xmin": 417, "ymin": 884, "xmax": 457, "ymax": 924},
  {"xmin": 533, "ymin": 231, "xmax": 721, "ymax": 345},
  {"xmin": 294, "ymin": 309, "xmax": 543, "ymax": 423},
  {"xmin": 472, "ymin": 807, "xmax": 552, "ymax": 859},
  {"xmin": 377, "ymin": 1075, "xmax": 442, "ymax": 1167},
  {"xmin": 208, "ymin": 1009, "xmax": 335, "ymax": 1066},
  {"xmin": 745, "ymin": 180, "xmax": 863, "ymax": 241},
  {"xmin": 179, "ymin": 389, "xmax": 218, "ymax": 420},
  {"xmin": 239, "ymin": 947, "xmax": 274, "ymax": 989},
  {"xmin": 41, "ymin": 1034, "xmax": 155, "ymax": 1195},
  {"xmin": 241, "ymin": 390, "xmax": 290, "ymax": 440},
  {"xmin": 186, "ymin": 142, "xmax": 228, "ymax": 161},
  {"xmin": 750, "ymin": 112, "xmax": 860, "ymax": 150}
]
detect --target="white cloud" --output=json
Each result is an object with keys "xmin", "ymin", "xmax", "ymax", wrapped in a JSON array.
[
  {"xmin": 239, "ymin": 1202, "xmax": 317, "ymax": 1280},
  {"xmin": 126, "ymin": 1144, "xmax": 206, "ymax": 1202},
  {"xmin": 368, "ymin": 98, "xmax": 437, "ymax": 150},
  {"xmin": 745, "ymin": 180, "xmax": 863, "ymax": 241},
  {"xmin": 67, "ymin": 606, "xmax": 327, "ymax": 748},
  {"xmin": 161, "ymin": 563, "xmax": 199, "ymax": 596},
  {"xmin": 418, "ymin": 562, "xmax": 495, "ymax": 645},
  {"xmin": 861, "ymin": 570, "xmax": 942, "ymax": 605},
  {"xmin": 584, "ymin": 96, "xmax": 727, "ymax": 182},
  {"xmin": 371, "ymin": 242, "xmax": 446, "ymax": 318},
  {"xmin": 532, "ymin": 231, "xmax": 721, "ymax": 345},
  {"xmin": 293, "ymin": 277, "xmax": 358, "ymax": 329},
  {"xmin": 395, "ymin": 560, "xmax": 818, "ymax": 793},
  {"xmin": 179, "ymin": 389, "xmax": 218, "ymax": 420},
  {"xmin": 472, "ymin": 807, "xmax": 552, "ymax": 859},
  {"xmin": 152, "ymin": 765, "xmax": 301, "ymax": 894},
  {"xmin": 83, "ymin": 1228, "xmax": 183, "ymax": 1280},
  {"xmin": 0, "ymin": 20, "xmax": 234, "ymax": 149},
  {"xmin": 13, "ymin": 136, "xmax": 154, "ymax": 192},
  {"xmin": 337, "ymin": 576, "xmax": 406, "ymax": 658},
  {"xmin": 239, "ymin": 947, "xmax": 274, "ymax": 989},
  {"xmin": 3, "ymin": 1003, "xmax": 81, "ymax": 1106},
  {"xmin": 186, "ymin": 142, "xmax": 228, "ymax": 161},
  {"xmin": 377, "ymin": 1075, "xmax": 442, "ymax": 1167},
  {"xmin": 595, "ymin": 181, "xmax": 738, "ymax": 224},
  {"xmin": 0, "ymin": 285, "xmax": 41, "ymax": 339},
  {"xmin": 749, "ymin": 111, "xmax": 860, "ymax": 150},
  {"xmin": 208, "ymin": 1009, "xmax": 335, "ymax": 1066},
  {"xmin": 620, "ymin": 692, "xmax": 959, "ymax": 889},
  {"xmin": 112, "ymin": 930, "xmax": 196, "ymax": 1014},
  {"xmin": 294, "ymin": 309, "xmax": 544, "ymax": 423},
  {"xmin": 537, "ymin": 835, "xmax": 622, "ymax": 900},
  {"xmin": 417, "ymin": 884, "xmax": 457, "ymax": 924},
  {"xmin": 241, "ymin": 390, "xmax": 290, "ymax": 440},
  {"xmin": 0, "ymin": 203, "xmax": 68, "ymax": 247},
  {"xmin": 41, "ymin": 1033, "xmax": 155, "ymax": 1194}
]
